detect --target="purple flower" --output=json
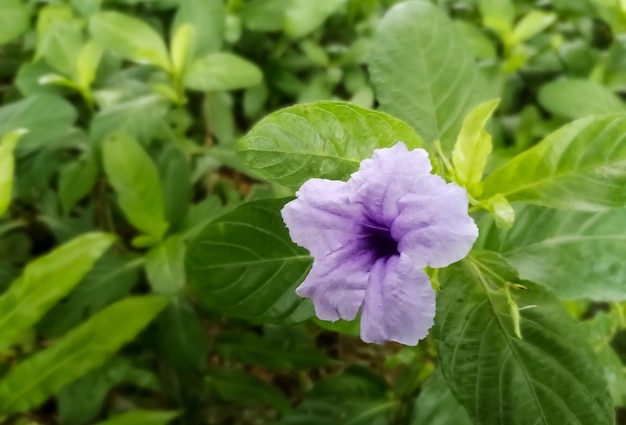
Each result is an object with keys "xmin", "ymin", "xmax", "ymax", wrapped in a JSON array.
[{"xmin": 281, "ymin": 142, "xmax": 478, "ymax": 345}]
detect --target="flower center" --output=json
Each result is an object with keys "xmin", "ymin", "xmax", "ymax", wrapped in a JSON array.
[{"xmin": 364, "ymin": 226, "xmax": 399, "ymax": 260}]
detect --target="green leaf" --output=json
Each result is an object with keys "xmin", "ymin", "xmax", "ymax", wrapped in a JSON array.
[
  {"xmin": 155, "ymin": 298, "xmax": 208, "ymax": 372},
  {"xmin": 480, "ymin": 204, "xmax": 626, "ymax": 300},
  {"xmin": 482, "ymin": 115, "xmax": 626, "ymax": 210},
  {"xmin": 145, "ymin": 236, "xmax": 186, "ymax": 296},
  {"xmin": 186, "ymin": 198, "xmax": 313, "ymax": 323},
  {"xmin": 181, "ymin": 196, "xmax": 225, "ymax": 240},
  {"xmin": 478, "ymin": 0, "xmax": 515, "ymax": 38},
  {"xmin": 58, "ymin": 359, "xmax": 130, "ymax": 425},
  {"xmin": 77, "ymin": 41, "xmax": 104, "ymax": 88},
  {"xmin": 38, "ymin": 251, "xmax": 142, "ymax": 337},
  {"xmin": 313, "ymin": 317, "xmax": 360, "ymax": 337},
  {"xmin": 513, "ymin": 105, "xmax": 540, "ymax": 152},
  {"xmin": 538, "ymin": 78, "xmax": 625, "ymax": 120},
  {"xmin": 410, "ymin": 369, "xmax": 472, "ymax": 425},
  {"xmin": 158, "ymin": 145, "xmax": 192, "ymax": 230},
  {"xmin": 0, "ymin": 296, "xmax": 167, "ymax": 414},
  {"xmin": 0, "ymin": 130, "xmax": 25, "ymax": 217},
  {"xmin": 204, "ymin": 92, "xmax": 236, "ymax": 144},
  {"xmin": 278, "ymin": 369, "xmax": 392, "ymax": 425},
  {"xmin": 206, "ymin": 368, "xmax": 290, "ymax": 412},
  {"xmin": 71, "ymin": 0, "xmax": 100, "ymax": 18},
  {"xmin": 584, "ymin": 312, "xmax": 626, "ymax": 406},
  {"xmin": 39, "ymin": 73, "xmax": 79, "ymax": 90},
  {"xmin": 243, "ymin": 83, "xmax": 269, "ymax": 119},
  {"xmin": 89, "ymin": 11, "xmax": 171, "ymax": 71},
  {"xmin": 0, "ymin": 0, "xmax": 30, "ymax": 45},
  {"xmin": 216, "ymin": 331, "xmax": 330, "ymax": 371},
  {"xmin": 93, "ymin": 410, "xmax": 180, "ymax": 425},
  {"xmin": 184, "ymin": 53, "xmax": 263, "ymax": 92},
  {"xmin": 0, "ymin": 233, "xmax": 115, "ymax": 351},
  {"xmin": 278, "ymin": 400, "xmax": 392, "ymax": 425},
  {"xmin": 90, "ymin": 95, "xmax": 169, "ymax": 147},
  {"xmin": 59, "ymin": 150, "xmax": 99, "ymax": 214},
  {"xmin": 38, "ymin": 23, "xmax": 83, "ymax": 78},
  {"xmin": 299, "ymin": 40, "xmax": 329, "ymax": 67},
  {"xmin": 102, "ymin": 133, "xmax": 169, "ymax": 241},
  {"xmin": 15, "ymin": 61, "xmax": 65, "ymax": 97},
  {"xmin": 237, "ymin": 101, "xmax": 424, "ymax": 189},
  {"xmin": 169, "ymin": 23, "xmax": 195, "ymax": 76},
  {"xmin": 284, "ymin": 0, "xmax": 348, "ymax": 38},
  {"xmin": 368, "ymin": 1, "xmax": 486, "ymax": 150},
  {"xmin": 435, "ymin": 252, "xmax": 614, "ymax": 425},
  {"xmin": 36, "ymin": 4, "xmax": 73, "ymax": 37},
  {"xmin": 241, "ymin": 0, "xmax": 290, "ymax": 32},
  {"xmin": 172, "ymin": 0, "xmax": 224, "ymax": 57},
  {"xmin": 511, "ymin": 10, "xmax": 557, "ymax": 45},
  {"xmin": 453, "ymin": 21, "xmax": 497, "ymax": 60},
  {"xmin": 452, "ymin": 99, "xmax": 499, "ymax": 197},
  {"xmin": 481, "ymin": 193, "xmax": 515, "ymax": 229},
  {"xmin": 0, "ymin": 95, "xmax": 76, "ymax": 151}
]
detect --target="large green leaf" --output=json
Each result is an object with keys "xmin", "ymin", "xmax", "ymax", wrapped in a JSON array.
[
  {"xmin": 184, "ymin": 53, "xmax": 263, "ymax": 92},
  {"xmin": 480, "ymin": 205, "xmax": 626, "ymax": 300},
  {"xmin": 0, "ymin": 233, "xmax": 115, "ymax": 351},
  {"xmin": 186, "ymin": 198, "xmax": 313, "ymax": 323},
  {"xmin": 0, "ymin": 95, "xmax": 76, "ymax": 151},
  {"xmin": 89, "ymin": 11, "xmax": 171, "ymax": 71},
  {"xmin": 237, "ymin": 101, "xmax": 424, "ymax": 189},
  {"xmin": 0, "ymin": 295, "xmax": 167, "ymax": 414},
  {"xmin": 0, "ymin": 0, "xmax": 30, "ymax": 45},
  {"xmin": 453, "ymin": 21, "xmax": 497, "ymax": 60},
  {"xmin": 435, "ymin": 252, "xmax": 614, "ymax": 425},
  {"xmin": 410, "ymin": 369, "xmax": 472, "ymax": 425},
  {"xmin": 172, "ymin": 0, "xmax": 224, "ymax": 57},
  {"xmin": 368, "ymin": 1, "xmax": 486, "ymax": 150},
  {"xmin": 482, "ymin": 115, "xmax": 626, "ymax": 210},
  {"xmin": 102, "ymin": 133, "xmax": 168, "ymax": 241},
  {"xmin": 538, "ymin": 78, "xmax": 625, "ymax": 120}
]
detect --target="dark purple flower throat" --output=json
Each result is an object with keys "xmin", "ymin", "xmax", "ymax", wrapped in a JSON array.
[{"xmin": 364, "ymin": 224, "xmax": 399, "ymax": 260}]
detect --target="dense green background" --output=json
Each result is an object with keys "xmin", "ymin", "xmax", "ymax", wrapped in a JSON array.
[{"xmin": 2, "ymin": 0, "xmax": 626, "ymax": 424}]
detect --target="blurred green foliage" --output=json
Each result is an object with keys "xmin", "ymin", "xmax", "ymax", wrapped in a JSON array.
[{"xmin": 1, "ymin": 0, "xmax": 626, "ymax": 424}]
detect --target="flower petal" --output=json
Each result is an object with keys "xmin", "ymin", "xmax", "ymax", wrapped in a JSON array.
[
  {"xmin": 282, "ymin": 178, "xmax": 366, "ymax": 258},
  {"xmin": 347, "ymin": 142, "xmax": 432, "ymax": 227},
  {"xmin": 296, "ymin": 242, "xmax": 372, "ymax": 321},
  {"xmin": 360, "ymin": 254, "xmax": 435, "ymax": 345},
  {"xmin": 392, "ymin": 175, "xmax": 478, "ymax": 268}
]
